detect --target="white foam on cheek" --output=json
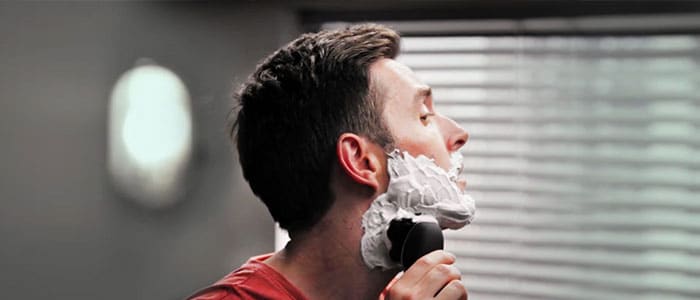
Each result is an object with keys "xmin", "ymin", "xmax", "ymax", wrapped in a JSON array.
[{"xmin": 360, "ymin": 150, "xmax": 477, "ymax": 270}]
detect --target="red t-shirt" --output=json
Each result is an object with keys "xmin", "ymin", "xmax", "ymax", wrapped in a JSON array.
[{"xmin": 188, "ymin": 254, "xmax": 309, "ymax": 300}]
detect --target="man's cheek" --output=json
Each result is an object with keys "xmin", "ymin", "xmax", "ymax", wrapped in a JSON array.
[{"xmin": 359, "ymin": 150, "xmax": 476, "ymax": 270}]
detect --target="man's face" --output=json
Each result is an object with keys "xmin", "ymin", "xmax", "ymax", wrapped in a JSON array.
[
  {"xmin": 360, "ymin": 59, "xmax": 474, "ymax": 269},
  {"xmin": 372, "ymin": 58, "xmax": 469, "ymax": 182}
]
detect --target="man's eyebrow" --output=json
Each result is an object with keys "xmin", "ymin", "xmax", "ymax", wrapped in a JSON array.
[{"xmin": 415, "ymin": 86, "xmax": 432, "ymax": 103}]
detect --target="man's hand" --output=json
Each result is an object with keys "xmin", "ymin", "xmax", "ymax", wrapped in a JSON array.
[{"xmin": 385, "ymin": 250, "xmax": 467, "ymax": 300}]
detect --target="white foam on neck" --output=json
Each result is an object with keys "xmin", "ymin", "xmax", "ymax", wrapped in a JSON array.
[{"xmin": 360, "ymin": 150, "xmax": 476, "ymax": 270}]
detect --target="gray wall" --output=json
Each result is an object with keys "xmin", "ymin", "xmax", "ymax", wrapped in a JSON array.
[{"xmin": 0, "ymin": 2, "xmax": 298, "ymax": 299}]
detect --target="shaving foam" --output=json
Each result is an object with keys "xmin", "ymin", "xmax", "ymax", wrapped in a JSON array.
[{"xmin": 360, "ymin": 150, "xmax": 476, "ymax": 270}]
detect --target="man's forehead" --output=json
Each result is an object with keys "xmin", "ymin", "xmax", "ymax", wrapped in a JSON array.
[
  {"xmin": 373, "ymin": 58, "xmax": 422, "ymax": 83},
  {"xmin": 371, "ymin": 58, "xmax": 430, "ymax": 102}
]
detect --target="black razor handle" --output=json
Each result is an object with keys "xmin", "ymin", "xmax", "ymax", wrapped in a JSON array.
[{"xmin": 387, "ymin": 218, "xmax": 444, "ymax": 271}]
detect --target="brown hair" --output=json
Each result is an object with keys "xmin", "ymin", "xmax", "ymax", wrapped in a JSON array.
[{"xmin": 230, "ymin": 24, "xmax": 400, "ymax": 233}]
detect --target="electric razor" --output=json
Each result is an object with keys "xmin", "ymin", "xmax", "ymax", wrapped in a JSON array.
[{"xmin": 387, "ymin": 217, "xmax": 444, "ymax": 271}]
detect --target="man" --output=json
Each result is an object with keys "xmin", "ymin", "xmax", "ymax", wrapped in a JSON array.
[{"xmin": 190, "ymin": 24, "xmax": 471, "ymax": 300}]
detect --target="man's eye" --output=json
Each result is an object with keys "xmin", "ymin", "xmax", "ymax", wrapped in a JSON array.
[{"xmin": 420, "ymin": 112, "xmax": 435, "ymax": 124}]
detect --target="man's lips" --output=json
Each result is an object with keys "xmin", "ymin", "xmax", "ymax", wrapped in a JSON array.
[{"xmin": 456, "ymin": 176, "xmax": 467, "ymax": 192}]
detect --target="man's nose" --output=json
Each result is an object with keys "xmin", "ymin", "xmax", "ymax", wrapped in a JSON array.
[{"xmin": 437, "ymin": 113, "xmax": 469, "ymax": 152}]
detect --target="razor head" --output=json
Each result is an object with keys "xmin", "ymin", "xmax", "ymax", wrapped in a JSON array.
[{"xmin": 387, "ymin": 218, "xmax": 444, "ymax": 271}]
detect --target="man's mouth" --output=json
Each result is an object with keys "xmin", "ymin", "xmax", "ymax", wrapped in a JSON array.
[
  {"xmin": 456, "ymin": 176, "xmax": 467, "ymax": 192},
  {"xmin": 447, "ymin": 151, "xmax": 466, "ymax": 191}
]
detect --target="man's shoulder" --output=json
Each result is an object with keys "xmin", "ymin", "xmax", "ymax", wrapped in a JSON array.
[
  {"xmin": 187, "ymin": 288, "xmax": 240, "ymax": 300},
  {"xmin": 187, "ymin": 254, "xmax": 308, "ymax": 300}
]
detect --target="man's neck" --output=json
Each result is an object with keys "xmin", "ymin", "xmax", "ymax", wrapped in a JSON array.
[{"xmin": 265, "ymin": 206, "xmax": 398, "ymax": 300}]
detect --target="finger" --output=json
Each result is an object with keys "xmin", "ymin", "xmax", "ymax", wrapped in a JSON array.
[
  {"xmin": 435, "ymin": 279, "xmax": 467, "ymax": 300},
  {"xmin": 398, "ymin": 250, "xmax": 456, "ymax": 286},
  {"xmin": 416, "ymin": 263, "xmax": 461, "ymax": 298}
]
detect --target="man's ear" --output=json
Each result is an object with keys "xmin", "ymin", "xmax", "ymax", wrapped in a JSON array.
[{"xmin": 336, "ymin": 133, "xmax": 382, "ymax": 191}]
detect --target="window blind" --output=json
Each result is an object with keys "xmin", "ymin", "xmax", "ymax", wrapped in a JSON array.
[{"xmin": 398, "ymin": 35, "xmax": 700, "ymax": 299}]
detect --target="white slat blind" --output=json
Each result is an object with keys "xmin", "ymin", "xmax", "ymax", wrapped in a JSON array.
[{"xmin": 398, "ymin": 35, "xmax": 700, "ymax": 300}]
